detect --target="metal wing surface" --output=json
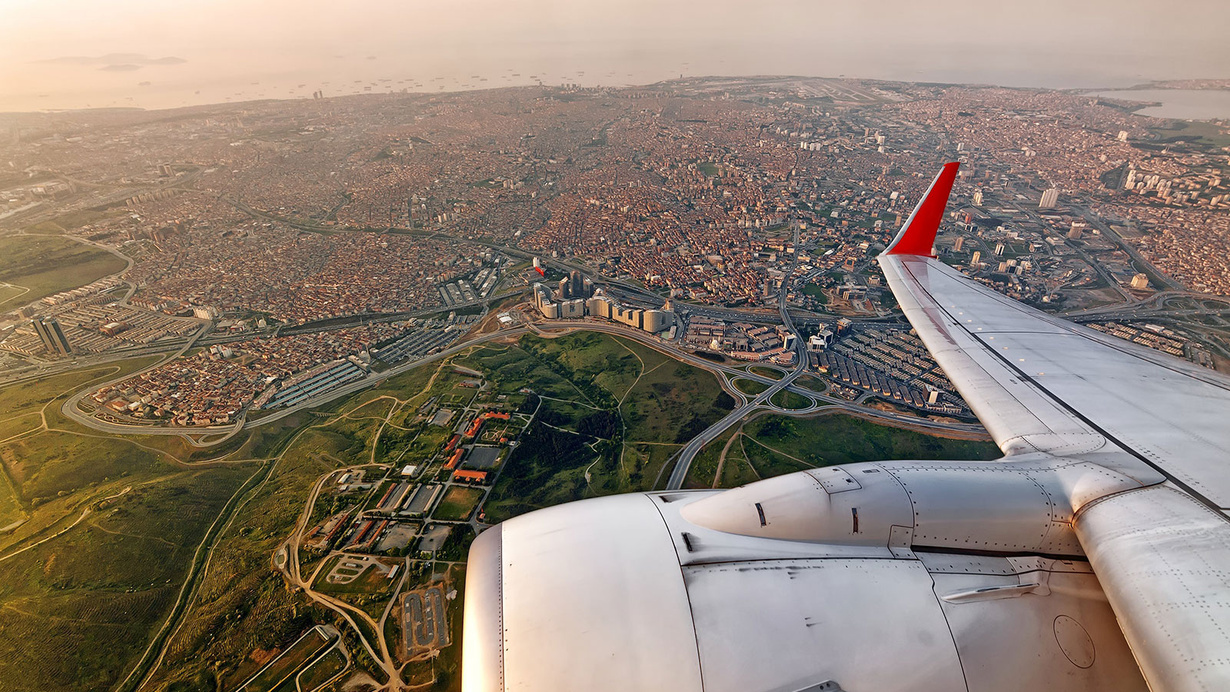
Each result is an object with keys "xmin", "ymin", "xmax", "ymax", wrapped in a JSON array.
[{"xmin": 880, "ymin": 163, "xmax": 1230, "ymax": 692}]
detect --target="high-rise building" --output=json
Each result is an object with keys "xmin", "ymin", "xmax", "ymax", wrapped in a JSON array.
[
  {"xmin": 1130, "ymin": 273, "xmax": 1149, "ymax": 290},
  {"xmin": 557, "ymin": 269, "xmax": 593, "ymax": 300},
  {"xmin": 32, "ymin": 317, "xmax": 71, "ymax": 355},
  {"xmin": 1039, "ymin": 188, "xmax": 1059, "ymax": 209},
  {"xmin": 972, "ymin": 189, "xmax": 983, "ymax": 206},
  {"xmin": 952, "ymin": 237, "xmax": 965, "ymax": 252},
  {"xmin": 970, "ymin": 251, "xmax": 982, "ymax": 266},
  {"xmin": 571, "ymin": 270, "xmax": 582, "ymax": 298}
]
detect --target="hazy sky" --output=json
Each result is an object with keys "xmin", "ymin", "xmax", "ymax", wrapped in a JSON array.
[{"xmin": 1, "ymin": 0, "xmax": 1227, "ymax": 112}]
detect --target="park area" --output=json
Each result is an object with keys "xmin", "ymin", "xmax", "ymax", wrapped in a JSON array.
[{"xmin": 464, "ymin": 332, "xmax": 736, "ymax": 522}]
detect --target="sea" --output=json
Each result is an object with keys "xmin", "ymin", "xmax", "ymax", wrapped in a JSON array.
[{"xmin": 1087, "ymin": 89, "xmax": 1230, "ymax": 120}]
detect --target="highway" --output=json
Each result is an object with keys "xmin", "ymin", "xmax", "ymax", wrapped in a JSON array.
[
  {"xmin": 1072, "ymin": 204, "xmax": 1187, "ymax": 292},
  {"xmin": 666, "ymin": 225, "xmax": 811, "ymax": 489}
]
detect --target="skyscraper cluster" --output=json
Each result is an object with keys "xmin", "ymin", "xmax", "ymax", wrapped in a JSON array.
[{"xmin": 557, "ymin": 270, "xmax": 593, "ymax": 300}]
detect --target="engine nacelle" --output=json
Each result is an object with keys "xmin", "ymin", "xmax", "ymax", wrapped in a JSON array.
[
  {"xmin": 681, "ymin": 458, "xmax": 1136, "ymax": 557},
  {"xmin": 463, "ymin": 456, "xmax": 1156, "ymax": 692}
]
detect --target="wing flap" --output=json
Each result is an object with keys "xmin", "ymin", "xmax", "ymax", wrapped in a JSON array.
[{"xmin": 1075, "ymin": 486, "xmax": 1230, "ymax": 692}]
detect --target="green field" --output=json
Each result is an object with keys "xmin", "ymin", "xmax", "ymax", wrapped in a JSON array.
[
  {"xmin": 793, "ymin": 375, "xmax": 828, "ymax": 393},
  {"xmin": 0, "ymin": 465, "xmax": 252, "ymax": 691},
  {"xmin": 0, "ymin": 235, "xmax": 127, "ymax": 307},
  {"xmin": 685, "ymin": 412, "xmax": 999, "ymax": 488},
  {"xmin": 802, "ymin": 283, "xmax": 830, "ymax": 303},
  {"xmin": 770, "ymin": 388, "xmax": 812, "ymax": 410},
  {"xmin": 0, "ymin": 355, "xmax": 277, "ymax": 692},
  {"xmin": 433, "ymin": 486, "xmax": 483, "ymax": 521},
  {"xmin": 748, "ymin": 365, "xmax": 785, "ymax": 380},
  {"xmin": 732, "ymin": 377, "xmax": 769, "ymax": 396},
  {"xmin": 1150, "ymin": 119, "xmax": 1230, "ymax": 149},
  {"xmin": 479, "ymin": 332, "xmax": 735, "ymax": 521},
  {"xmin": 0, "ymin": 284, "xmax": 26, "ymax": 306}
]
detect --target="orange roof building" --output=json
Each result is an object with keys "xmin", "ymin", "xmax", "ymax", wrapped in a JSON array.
[{"xmin": 452, "ymin": 469, "xmax": 488, "ymax": 483}]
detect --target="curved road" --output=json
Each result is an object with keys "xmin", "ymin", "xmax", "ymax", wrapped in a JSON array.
[{"xmin": 665, "ymin": 225, "xmax": 811, "ymax": 489}]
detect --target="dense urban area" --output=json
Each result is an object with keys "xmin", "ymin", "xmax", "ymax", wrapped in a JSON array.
[{"xmin": 1, "ymin": 76, "xmax": 1228, "ymax": 692}]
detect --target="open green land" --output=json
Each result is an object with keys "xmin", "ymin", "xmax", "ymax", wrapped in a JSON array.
[
  {"xmin": 685, "ymin": 411, "xmax": 999, "ymax": 488},
  {"xmin": 748, "ymin": 365, "xmax": 785, "ymax": 380},
  {"xmin": 0, "ymin": 235, "xmax": 127, "ymax": 308},
  {"xmin": 793, "ymin": 375, "xmax": 828, "ymax": 393},
  {"xmin": 732, "ymin": 377, "xmax": 769, "ymax": 396},
  {"xmin": 1150, "ymin": 120, "xmax": 1230, "ymax": 149},
  {"xmin": 0, "ymin": 328, "xmax": 997, "ymax": 692},
  {"xmin": 0, "ymin": 454, "xmax": 251, "ymax": 691},
  {"xmin": 477, "ymin": 332, "xmax": 735, "ymax": 521},
  {"xmin": 434, "ymin": 486, "xmax": 483, "ymax": 521},
  {"xmin": 770, "ymin": 388, "xmax": 812, "ymax": 410},
  {"xmin": 801, "ymin": 283, "xmax": 830, "ymax": 303},
  {"xmin": 0, "ymin": 354, "xmax": 305, "ymax": 692},
  {"xmin": 0, "ymin": 284, "xmax": 25, "ymax": 306}
]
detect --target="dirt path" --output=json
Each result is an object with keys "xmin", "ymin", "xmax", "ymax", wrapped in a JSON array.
[
  {"xmin": 711, "ymin": 429, "xmax": 744, "ymax": 489},
  {"xmin": 0, "ymin": 486, "xmax": 131, "ymax": 563}
]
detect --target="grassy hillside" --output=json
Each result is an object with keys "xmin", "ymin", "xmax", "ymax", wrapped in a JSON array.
[
  {"xmin": 684, "ymin": 411, "xmax": 999, "ymax": 488},
  {"xmin": 478, "ymin": 332, "xmax": 735, "ymax": 521},
  {"xmin": 0, "ymin": 356, "xmax": 256, "ymax": 692},
  {"xmin": 0, "ymin": 235, "xmax": 127, "ymax": 309}
]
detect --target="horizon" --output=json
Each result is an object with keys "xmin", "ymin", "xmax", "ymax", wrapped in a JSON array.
[
  {"xmin": 2, "ymin": 0, "xmax": 1227, "ymax": 113},
  {"xmin": 0, "ymin": 73, "xmax": 1221, "ymax": 118}
]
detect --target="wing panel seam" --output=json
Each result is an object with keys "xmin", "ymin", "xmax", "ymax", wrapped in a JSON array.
[{"xmin": 899, "ymin": 259, "xmax": 1223, "ymax": 515}]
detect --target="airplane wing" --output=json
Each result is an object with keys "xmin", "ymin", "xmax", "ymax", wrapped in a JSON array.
[
  {"xmin": 462, "ymin": 163, "xmax": 1230, "ymax": 692},
  {"xmin": 879, "ymin": 162, "xmax": 1230, "ymax": 692}
]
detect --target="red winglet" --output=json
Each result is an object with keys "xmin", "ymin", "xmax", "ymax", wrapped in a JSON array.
[{"xmin": 883, "ymin": 162, "xmax": 960, "ymax": 257}]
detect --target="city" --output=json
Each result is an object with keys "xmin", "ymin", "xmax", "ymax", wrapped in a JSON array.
[{"xmin": 0, "ymin": 37, "xmax": 1229, "ymax": 692}]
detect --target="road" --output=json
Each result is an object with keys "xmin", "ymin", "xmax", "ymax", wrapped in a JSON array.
[
  {"xmin": 1072, "ymin": 204, "xmax": 1186, "ymax": 292},
  {"xmin": 277, "ymin": 464, "xmax": 405, "ymax": 690},
  {"xmin": 666, "ymin": 225, "xmax": 811, "ymax": 489}
]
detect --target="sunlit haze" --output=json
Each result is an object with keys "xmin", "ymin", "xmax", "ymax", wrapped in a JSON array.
[
  {"xmin": 4, "ymin": 2, "xmax": 1230, "ymax": 691},
  {"xmin": 1, "ymin": 0, "xmax": 1227, "ymax": 111}
]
